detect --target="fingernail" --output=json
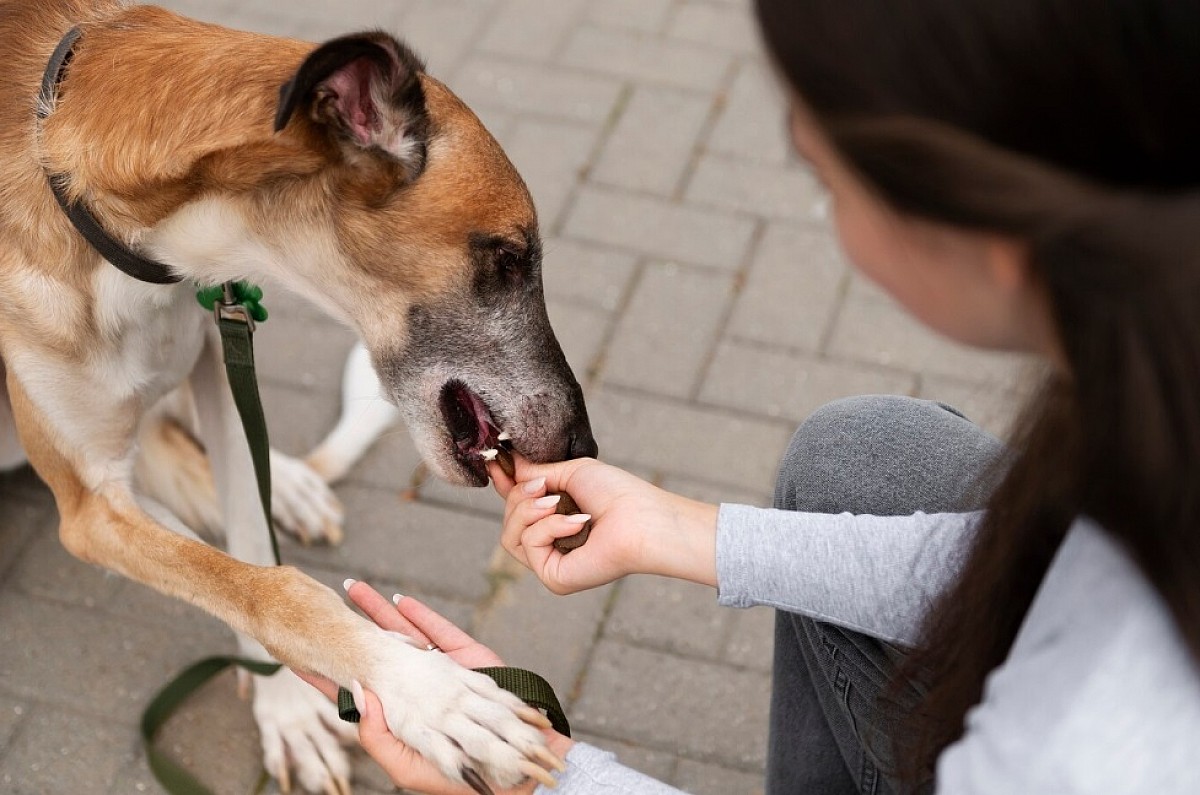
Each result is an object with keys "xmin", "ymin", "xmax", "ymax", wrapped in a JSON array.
[
  {"xmin": 391, "ymin": 593, "xmax": 404, "ymax": 606},
  {"xmin": 564, "ymin": 513, "xmax": 591, "ymax": 524},
  {"xmin": 342, "ymin": 578, "xmax": 356, "ymax": 593},
  {"xmin": 522, "ymin": 477, "xmax": 547, "ymax": 495},
  {"xmin": 351, "ymin": 679, "xmax": 367, "ymax": 719},
  {"xmin": 534, "ymin": 494, "xmax": 562, "ymax": 510}
]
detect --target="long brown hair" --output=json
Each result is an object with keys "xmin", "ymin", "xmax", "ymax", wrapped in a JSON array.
[{"xmin": 756, "ymin": 0, "xmax": 1200, "ymax": 787}]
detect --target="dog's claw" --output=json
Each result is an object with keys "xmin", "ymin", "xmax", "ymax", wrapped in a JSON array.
[
  {"xmin": 516, "ymin": 705, "xmax": 552, "ymax": 729},
  {"xmin": 336, "ymin": 775, "xmax": 352, "ymax": 795},
  {"xmin": 276, "ymin": 762, "xmax": 292, "ymax": 794},
  {"xmin": 531, "ymin": 745, "xmax": 567, "ymax": 773},
  {"xmin": 236, "ymin": 668, "xmax": 252, "ymax": 700},
  {"xmin": 461, "ymin": 766, "xmax": 494, "ymax": 795},
  {"xmin": 519, "ymin": 760, "xmax": 558, "ymax": 789}
]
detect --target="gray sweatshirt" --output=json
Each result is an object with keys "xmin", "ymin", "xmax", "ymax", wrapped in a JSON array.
[{"xmin": 537, "ymin": 507, "xmax": 1200, "ymax": 794}]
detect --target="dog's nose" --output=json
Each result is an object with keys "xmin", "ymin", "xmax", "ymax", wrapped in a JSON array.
[{"xmin": 566, "ymin": 423, "xmax": 598, "ymax": 460}]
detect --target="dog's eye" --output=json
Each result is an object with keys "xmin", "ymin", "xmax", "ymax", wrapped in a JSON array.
[{"xmin": 494, "ymin": 248, "xmax": 524, "ymax": 280}]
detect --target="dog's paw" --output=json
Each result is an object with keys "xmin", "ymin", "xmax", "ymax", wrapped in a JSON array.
[
  {"xmin": 251, "ymin": 666, "xmax": 357, "ymax": 794},
  {"xmin": 270, "ymin": 450, "xmax": 345, "ymax": 545},
  {"xmin": 367, "ymin": 639, "xmax": 560, "ymax": 791}
]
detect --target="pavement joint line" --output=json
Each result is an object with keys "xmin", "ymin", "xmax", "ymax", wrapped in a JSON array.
[
  {"xmin": 670, "ymin": 49, "xmax": 745, "ymax": 203},
  {"xmin": 564, "ymin": 575, "xmax": 625, "ymax": 707},
  {"xmin": 581, "ymin": 254, "xmax": 649, "ymax": 390},
  {"xmin": 815, "ymin": 269, "xmax": 856, "ymax": 357}
]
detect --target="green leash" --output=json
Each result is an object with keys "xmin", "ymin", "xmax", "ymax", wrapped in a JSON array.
[{"xmin": 143, "ymin": 281, "xmax": 570, "ymax": 795}]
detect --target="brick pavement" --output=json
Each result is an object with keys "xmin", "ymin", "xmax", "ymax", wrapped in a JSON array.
[{"xmin": 0, "ymin": 1, "xmax": 1032, "ymax": 793}]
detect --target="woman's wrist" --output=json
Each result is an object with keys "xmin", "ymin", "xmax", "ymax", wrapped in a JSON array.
[{"xmin": 643, "ymin": 494, "xmax": 719, "ymax": 586}]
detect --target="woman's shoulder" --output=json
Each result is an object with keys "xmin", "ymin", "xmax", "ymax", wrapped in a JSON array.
[{"xmin": 936, "ymin": 518, "xmax": 1200, "ymax": 794}]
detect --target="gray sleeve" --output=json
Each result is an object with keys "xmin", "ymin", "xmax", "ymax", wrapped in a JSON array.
[
  {"xmin": 715, "ymin": 503, "xmax": 982, "ymax": 646},
  {"xmin": 534, "ymin": 743, "xmax": 685, "ymax": 795}
]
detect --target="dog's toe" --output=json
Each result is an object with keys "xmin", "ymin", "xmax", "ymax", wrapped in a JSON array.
[
  {"xmin": 270, "ymin": 450, "xmax": 346, "ymax": 546},
  {"xmin": 251, "ymin": 667, "xmax": 355, "ymax": 794}
]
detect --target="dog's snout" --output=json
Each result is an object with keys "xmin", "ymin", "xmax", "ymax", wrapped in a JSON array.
[{"xmin": 566, "ymin": 424, "xmax": 598, "ymax": 460}]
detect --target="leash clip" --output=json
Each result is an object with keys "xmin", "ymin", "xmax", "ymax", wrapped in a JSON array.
[{"xmin": 216, "ymin": 282, "xmax": 256, "ymax": 332}]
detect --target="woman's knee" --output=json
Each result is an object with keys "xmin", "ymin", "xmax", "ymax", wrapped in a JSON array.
[{"xmin": 773, "ymin": 395, "xmax": 1001, "ymax": 516}]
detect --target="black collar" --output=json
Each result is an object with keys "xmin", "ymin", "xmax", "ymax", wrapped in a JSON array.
[{"xmin": 38, "ymin": 27, "xmax": 182, "ymax": 285}]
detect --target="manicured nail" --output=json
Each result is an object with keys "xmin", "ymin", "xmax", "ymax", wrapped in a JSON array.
[
  {"xmin": 391, "ymin": 594, "xmax": 405, "ymax": 606},
  {"xmin": 564, "ymin": 513, "xmax": 591, "ymax": 524},
  {"xmin": 342, "ymin": 578, "xmax": 356, "ymax": 593},
  {"xmin": 534, "ymin": 495, "xmax": 562, "ymax": 510},
  {"xmin": 351, "ymin": 679, "xmax": 367, "ymax": 719},
  {"xmin": 522, "ymin": 477, "xmax": 547, "ymax": 495}
]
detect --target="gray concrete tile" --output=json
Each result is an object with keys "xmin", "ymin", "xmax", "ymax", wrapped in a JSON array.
[
  {"xmin": 726, "ymin": 223, "xmax": 848, "ymax": 352},
  {"xmin": 501, "ymin": 117, "xmax": 601, "ymax": 229},
  {"xmin": 604, "ymin": 263, "xmax": 735, "ymax": 399},
  {"xmin": 584, "ymin": 0, "xmax": 675, "ymax": 34},
  {"xmin": 606, "ymin": 577, "xmax": 729, "ymax": 661},
  {"xmin": 592, "ymin": 86, "xmax": 714, "ymax": 196},
  {"xmin": 668, "ymin": 2, "xmax": 763, "ymax": 54},
  {"xmin": 685, "ymin": 155, "xmax": 826, "ymax": 223},
  {"xmin": 0, "ymin": 693, "xmax": 27, "ymax": 755},
  {"xmin": 561, "ymin": 26, "xmax": 732, "ymax": 93},
  {"xmin": 547, "ymin": 297, "xmax": 614, "ymax": 380},
  {"xmin": 587, "ymin": 388, "xmax": 793, "ymax": 495},
  {"xmin": 701, "ymin": 342, "xmax": 917, "ymax": 424},
  {"xmin": 456, "ymin": 55, "xmax": 624, "ymax": 125},
  {"xmin": 573, "ymin": 640, "xmax": 770, "ymax": 768},
  {"xmin": 8, "ymin": 529, "xmax": 123, "ymax": 609},
  {"xmin": 542, "ymin": 238, "xmax": 639, "ymax": 312},
  {"xmin": 480, "ymin": 0, "xmax": 588, "ymax": 62},
  {"xmin": 706, "ymin": 60, "xmax": 793, "ymax": 165},
  {"xmin": 564, "ymin": 187, "xmax": 756, "ymax": 270},
  {"xmin": 252, "ymin": 303, "xmax": 357, "ymax": 393},
  {"xmin": 283, "ymin": 484, "xmax": 500, "ymax": 601},
  {"xmin": 0, "ymin": 704, "xmax": 135, "ymax": 795},
  {"xmin": 656, "ymin": 475, "xmax": 772, "ymax": 511},
  {"xmin": 398, "ymin": 1, "xmax": 499, "ymax": 77},
  {"xmin": 0, "ymin": 485, "xmax": 54, "ymax": 583},
  {"xmin": 260, "ymin": 381, "xmax": 343, "ymax": 459},
  {"xmin": 917, "ymin": 373, "xmax": 1035, "ymax": 442},
  {"xmin": 723, "ymin": 606, "xmax": 775, "ymax": 673},
  {"xmin": 673, "ymin": 758, "xmax": 765, "ymax": 794}
]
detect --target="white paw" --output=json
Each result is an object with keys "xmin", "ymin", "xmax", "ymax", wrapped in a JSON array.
[
  {"xmin": 251, "ymin": 667, "xmax": 357, "ymax": 794},
  {"xmin": 367, "ymin": 637, "xmax": 560, "ymax": 791},
  {"xmin": 270, "ymin": 450, "xmax": 345, "ymax": 545}
]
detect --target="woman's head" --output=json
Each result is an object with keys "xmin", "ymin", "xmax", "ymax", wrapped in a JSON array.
[{"xmin": 755, "ymin": 0, "xmax": 1200, "ymax": 787}]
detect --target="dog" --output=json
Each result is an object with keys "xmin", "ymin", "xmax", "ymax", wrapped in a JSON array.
[{"xmin": 0, "ymin": 1, "xmax": 597, "ymax": 792}]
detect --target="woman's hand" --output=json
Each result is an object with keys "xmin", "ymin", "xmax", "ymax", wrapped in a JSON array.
[
  {"xmin": 295, "ymin": 581, "xmax": 574, "ymax": 795},
  {"xmin": 489, "ymin": 455, "xmax": 720, "ymax": 594}
]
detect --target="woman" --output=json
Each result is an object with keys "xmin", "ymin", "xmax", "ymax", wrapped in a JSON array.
[{"xmin": 307, "ymin": 1, "xmax": 1200, "ymax": 792}]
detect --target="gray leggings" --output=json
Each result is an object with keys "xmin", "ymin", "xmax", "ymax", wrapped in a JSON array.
[{"xmin": 767, "ymin": 395, "xmax": 1004, "ymax": 795}]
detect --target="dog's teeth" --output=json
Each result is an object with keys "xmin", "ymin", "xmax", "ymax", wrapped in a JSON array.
[
  {"xmin": 480, "ymin": 448, "xmax": 499, "ymax": 461},
  {"xmin": 497, "ymin": 431, "xmax": 511, "ymax": 442}
]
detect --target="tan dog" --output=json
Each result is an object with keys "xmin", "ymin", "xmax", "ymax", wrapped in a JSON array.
[{"xmin": 0, "ymin": 1, "xmax": 596, "ymax": 792}]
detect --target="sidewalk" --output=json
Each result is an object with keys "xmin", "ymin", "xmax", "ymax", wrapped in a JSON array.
[{"xmin": 0, "ymin": 2, "xmax": 1030, "ymax": 793}]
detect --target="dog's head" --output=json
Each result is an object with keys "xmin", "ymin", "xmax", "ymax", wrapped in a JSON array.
[{"xmin": 252, "ymin": 32, "xmax": 594, "ymax": 484}]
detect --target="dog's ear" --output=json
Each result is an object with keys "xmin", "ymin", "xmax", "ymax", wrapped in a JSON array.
[{"xmin": 275, "ymin": 32, "xmax": 429, "ymax": 179}]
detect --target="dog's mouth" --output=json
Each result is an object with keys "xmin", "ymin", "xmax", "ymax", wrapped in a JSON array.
[{"xmin": 439, "ymin": 380, "xmax": 508, "ymax": 485}]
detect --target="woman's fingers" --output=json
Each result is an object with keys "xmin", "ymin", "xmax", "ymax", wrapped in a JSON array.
[
  {"xmin": 392, "ymin": 596, "xmax": 478, "ymax": 654},
  {"xmin": 345, "ymin": 580, "xmax": 432, "ymax": 648},
  {"xmin": 501, "ymin": 484, "xmax": 569, "ymax": 569}
]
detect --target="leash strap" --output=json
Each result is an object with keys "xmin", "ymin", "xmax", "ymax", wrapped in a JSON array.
[{"xmin": 337, "ymin": 666, "xmax": 572, "ymax": 738}]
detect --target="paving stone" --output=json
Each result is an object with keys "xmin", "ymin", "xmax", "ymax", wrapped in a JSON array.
[
  {"xmin": 591, "ymin": 86, "xmax": 714, "ymax": 196},
  {"xmin": 673, "ymin": 758, "xmax": 765, "ymax": 794},
  {"xmin": 606, "ymin": 577, "xmax": 729, "ymax": 661},
  {"xmin": 685, "ymin": 155, "xmax": 825, "ymax": 223},
  {"xmin": 584, "ymin": 0, "xmax": 675, "ymax": 33},
  {"xmin": 587, "ymin": 388, "xmax": 793, "ymax": 495},
  {"xmin": 726, "ymin": 223, "xmax": 848, "ymax": 352},
  {"xmin": 547, "ymin": 297, "xmax": 615, "ymax": 379},
  {"xmin": 260, "ymin": 380, "xmax": 342, "ymax": 458},
  {"xmin": 397, "ymin": 1, "xmax": 500, "ymax": 77},
  {"xmin": 252, "ymin": 302, "xmax": 357, "ymax": 392},
  {"xmin": 706, "ymin": 61, "xmax": 793, "ymax": 165},
  {"xmin": 561, "ymin": 26, "xmax": 732, "ymax": 93},
  {"xmin": 476, "ymin": 570, "xmax": 614, "ymax": 700},
  {"xmin": 829, "ymin": 281, "xmax": 1032, "ymax": 385},
  {"xmin": 0, "ymin": 704, "xmax": 135, "ymax": 795},
  {"xmin": 456, "ymin": 56, "xmax": 624, "ymax": 125},
  {"xmin": 0, "ymin": 693, "xmax": 27, "ymax": 755},
  {"xmin": 284, "ymin": 484, "xmax": 499, "ymax": 601},
  {"xmin": 723, "ymin": 606, "xmax": 775, "ymax": 673},
  {"xmin": 502, "ymin": 117, "xmax": 601, "ymax": 229},
  {"xmin": 480, "ymin": 0, "xmax": 587, "ymax": 62},
  {"xmin": 657, "ymin": 475, "xmax": 772, "ymax": 511},
  {"xmin": 573, "ymin": 640, "xmax": 770, "ymax": 768},
  {"xmin": 668, "ymin": 2, "xmax": 762, "ymax": 54},
  {"xmin": 542, "ymin": 238, "xmax": 639, "ymax": 311},
  {"xmin": 564, "ymin": 187, "xmax": 756, "ymax": 270},
  {"xmin": 0, "ymin": 486, "xmax": 53, "ymax": 583},
  {"xmin": 604, "ymin": 263, "xmax": 734, "ymax": 399},
  {"xmin": 8, "ymin": 528, "xmax": 123, "ymax": 609},
  {"xmin": 339, "ymin": 421, "xmax": 427, "ymax": 493},
  {"xmin": 191, "ymin": 0, "xmax": 403, "ymax": 41},
  {"xmin": 574, "ymin": 732, "xmax": 678, "ymax": 782},
  {"xmin": 701, "ymin": 342, "xmax": 917, "ymax": 424}
]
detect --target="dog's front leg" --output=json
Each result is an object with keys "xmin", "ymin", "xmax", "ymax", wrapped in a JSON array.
[
  {"xmin": 190, "ymin": 328, "xmax": 358, "ymax": 793},
  {"xmin": 8, "ymin": 361, "xmax": 555, "ymax": 793}
]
